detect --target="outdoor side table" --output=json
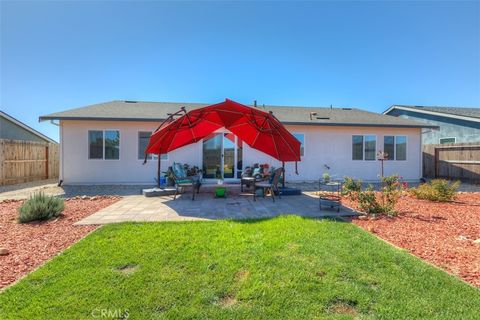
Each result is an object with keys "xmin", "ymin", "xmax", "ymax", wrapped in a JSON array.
[{"xmin": 319, "ymin": 180, "xmax": 341, "ymax": 212}]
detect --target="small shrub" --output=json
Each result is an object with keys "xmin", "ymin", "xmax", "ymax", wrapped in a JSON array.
[
  {"xmin": 18, "ymin": 192, "xmax": 65, "ymax": 223},
  {"xmin": 355, "ymin": 175, "xmax": 402, "ymax": 217},
  {"xmin": 379, "ymin": 174, "xmax": 402, "ymax": 215},
  {"xmin": 342, "ymin": 177, "xmax": 362, "ymax": 198},
  {"xmin": 357, "ymin": 185, "xmax": 384, "ymax": 216},
  {"xmin": 411, "ymin": 179, "xmax": 460, "ymax": 202}
]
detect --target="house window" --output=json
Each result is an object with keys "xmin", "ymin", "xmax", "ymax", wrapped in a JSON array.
[
  {"xmin": 384, "ymin": 135, "xmax": 407, "ymax": 160},
  {"xmin": 138, "ymin": 131, "xmax": 167, "ymax": 160},
  {"xmin": 364, "ymin": 135, "xmax": 376, "ymax": 160},
  {"xmin": 88, "ymin": 130, "xmax": 120, "ymax": 160},
  {"xmin": 88, "ymin": 131, "xmax": 103, "ymax": 159},
  {"xmin": 396, "ymin": 136, "xmax": 407, "ymax": 160},
  {"xmin": 352, "ymin": 135, "xmax": 376, "ymax": 160},
  {"xmin": 384, "ymin": 136, "xmax": 395, "ymax": 160},
  {"xmin": 104, "ymin": 130, "xmax": 120, "ymax": 160},
  {"xmin": 440, "ymin": 137, "xmax": 456, "ymax": 144},
  {"xmin": 293, "ymin": 133, "xmax": 305, "ymax": 156},
  {"xmin": 352, "ymin": 135, "xmax": 363, "ymax": 160}
]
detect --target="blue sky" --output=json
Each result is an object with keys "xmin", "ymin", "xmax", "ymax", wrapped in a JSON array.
[{"xmin": 1, "ymin": 1, "xmax": 479, "ymax": 142}]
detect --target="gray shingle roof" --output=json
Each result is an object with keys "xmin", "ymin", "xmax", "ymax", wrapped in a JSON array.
[
  {"xmin": 390, "ymin": 105, "xmax": 480, "ymax": 120},
  {"xmin": 39, "ymin": 100, "xmax": 436, "ymax": 128}
]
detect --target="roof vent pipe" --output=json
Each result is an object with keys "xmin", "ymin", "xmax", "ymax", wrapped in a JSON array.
[{"xmin": 254, "ymin": 100, "xmax": 257, "ymax": 108}]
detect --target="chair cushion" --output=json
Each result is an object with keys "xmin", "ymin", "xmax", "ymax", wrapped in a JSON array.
[
  {"xmin": 242, "ymin": 167, "xmax": 253, "ymax": 177},
  {"xmin": 176, "ymin": 179, "xmax": 193, "ymax": 185},
  {"xmin": 173, "ymin": 163, "xmax": 187, "ymax": 179}
]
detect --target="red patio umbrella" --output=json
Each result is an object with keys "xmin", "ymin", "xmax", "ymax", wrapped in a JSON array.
[{"xmin": 145, "ymin": 99, "xmax": 301, "ymax": 187}]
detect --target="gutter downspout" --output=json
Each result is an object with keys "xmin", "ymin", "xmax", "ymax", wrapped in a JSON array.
[{"xmin": 59, "ymin": 121, "xmax": 64, "ymax": 186}]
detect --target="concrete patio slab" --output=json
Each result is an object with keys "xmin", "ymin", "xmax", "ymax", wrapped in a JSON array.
[{"xmin": 75, "ymin": 191, "xmax": 358, "ymax": 225}]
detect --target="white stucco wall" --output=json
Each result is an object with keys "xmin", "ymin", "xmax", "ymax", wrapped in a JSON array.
[
  {"xmin": 245, "ymin": 125, "xmax": 422, "ymax": 182},
  {"xmin": 60, "ymin": 120, "xmax": 202, "ymax": 184},
  {"xmin": 59, "ymin": 120, "xmax": 422, "ymax": 184}
]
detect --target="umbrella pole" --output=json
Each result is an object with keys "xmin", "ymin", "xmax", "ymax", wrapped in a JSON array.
[
  {"xmin": 157, "ymin": 155, "xmax": 161, "ymax": 189},
  {"xmin": 282, "ymin": 161, "xmax": 285, "ymax": 189}
]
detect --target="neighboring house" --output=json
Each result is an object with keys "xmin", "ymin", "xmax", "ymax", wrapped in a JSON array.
[
  {"xmin": 39, "ymin": 100, "xmax": 435, "ymax": 185},
  {"xmin": 383, "ymin": 105, "xmax": 480, "ymax": 145},
  {"xmin": 1, "ymin": 111, "xmax": 57, "ymax": 143},
  {"xmin": 0, "ymin": 111, "xmax": 59, "ymax": 186}
]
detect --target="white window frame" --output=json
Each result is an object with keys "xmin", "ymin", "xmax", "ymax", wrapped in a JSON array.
[
  {"xmin": 382, "ymin": 135, "xmax": 408, "ymax": 161},
  {"xmin": 439, "ymin": 137, "xmax": 456, "ymax": 144},
  {"xmin": 137, "ymin": 131, "xmax": 168, "ymax": 161},
  {"xmin": 88, "ymin": 129, "xmax": 121, "ymax": 161},
  {"xmin": 352, "ymin": 134, "xmax": 377, "ymax": 161},
  {"xmin": 292, "ymin": 132, "xmax": 305, "ymax": 157}
]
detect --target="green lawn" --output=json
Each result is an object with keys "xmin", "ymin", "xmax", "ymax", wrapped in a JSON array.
[{"xmin": 1, "ymin": 216, "xmax": 479, "ymax": 319}]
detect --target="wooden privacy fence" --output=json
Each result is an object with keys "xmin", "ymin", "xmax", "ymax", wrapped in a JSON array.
[
  {"xmin": 0, "ymin": 139, "xmax": 59, "ymax": 186},
  {"xmin": 423, "ymin": 142, "xmax": 480, "ymax": 182}
]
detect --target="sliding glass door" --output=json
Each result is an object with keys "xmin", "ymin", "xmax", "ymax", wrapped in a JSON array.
[{"xmin": 202, "ymin": 132, "xmax": 243, "ymax": 180}]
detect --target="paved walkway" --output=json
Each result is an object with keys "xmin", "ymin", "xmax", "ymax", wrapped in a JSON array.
[{"xmin": 75, "ymin": 192, "xmax": 357, "ymax": 225}]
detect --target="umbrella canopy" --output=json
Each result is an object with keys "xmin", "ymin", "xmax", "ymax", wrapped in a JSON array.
[{"xmin": 146, "ymin": 99, "xmax": 301, "ymax": 162}]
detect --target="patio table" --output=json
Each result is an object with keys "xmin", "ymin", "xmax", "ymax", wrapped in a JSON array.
[{"xmin": 319, "ymin": 180, "xmax": 342, "ymax": 212}]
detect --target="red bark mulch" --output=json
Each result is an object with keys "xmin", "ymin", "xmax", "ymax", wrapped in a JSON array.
[
  {"xmin": 0, "ymin": 197, "xmax": 120, "ymax": 289},
  {"xmin": 344, "ymin": 192, "xmax": 480, "ymax": 287}
]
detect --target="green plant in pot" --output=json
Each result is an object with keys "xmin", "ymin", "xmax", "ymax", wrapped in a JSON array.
[{"xmin": 163, "ymin": 166, "xmax": 175, "ymax": 186}]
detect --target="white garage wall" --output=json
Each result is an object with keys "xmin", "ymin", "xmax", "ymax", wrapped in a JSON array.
[{"xmin": 60, "ymin": 120, "xmax": 422, "ymax": 184}]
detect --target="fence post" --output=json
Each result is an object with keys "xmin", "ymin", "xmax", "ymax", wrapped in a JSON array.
[{"xmin": 46, "ymin": 145, "xmax": 49, "ymax": 179}]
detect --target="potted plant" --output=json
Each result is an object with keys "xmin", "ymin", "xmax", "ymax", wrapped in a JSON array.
[{"xmin": 163, "ymin": 167, "xmax": 175, "ymax": 186}]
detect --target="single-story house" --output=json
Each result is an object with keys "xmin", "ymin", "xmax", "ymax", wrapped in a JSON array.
[
  {"xmin": 39, "ymin": 100, "xmax": 435, "ymax": 185},
  {"xmin": 383, "ymin": 105, "xmax": 480, "ymax": 145}
]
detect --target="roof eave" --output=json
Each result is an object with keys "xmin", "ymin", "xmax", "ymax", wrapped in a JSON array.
[
  {"xmin": 282, "ymin": 121, "xmax": 438, "ymax": 129},
  {"xmin": 39, "ymin": 116, "xmax": 437, "ymax": 129},
  {"xmin": 39, "ymin": 116, "xmax": 168, "ymax": 122}
]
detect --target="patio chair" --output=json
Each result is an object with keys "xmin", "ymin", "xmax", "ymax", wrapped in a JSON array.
[
  {"xmin": 241, "ymin": 165, "xmax": 270, "ymax": 192},
  {"xmin": 172, "ymin": 163, "xmax": 201, "ymax": 200},
  {"xmin": 241, "ymin": 167, "xmax": 255, "ymax": 192},
  {"xmin": 254, "ymin": 167, "xmax": 284, "ymax": 202}
]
